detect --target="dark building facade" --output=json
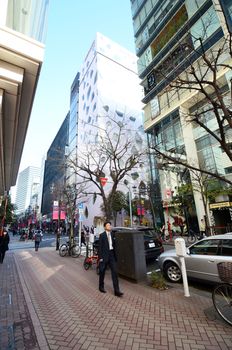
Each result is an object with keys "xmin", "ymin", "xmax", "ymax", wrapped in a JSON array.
[{"xmin": 41, "ymin": 113, "xmax": 70, "ymax": 219}]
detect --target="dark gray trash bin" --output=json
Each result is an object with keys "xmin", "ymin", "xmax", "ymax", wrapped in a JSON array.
[{"xmin": 115, "ymin": 230, "xmax": 147, "ymax": 282}]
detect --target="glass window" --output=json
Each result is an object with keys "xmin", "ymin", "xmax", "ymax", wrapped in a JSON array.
[
  {"xmin": 87, "ymin": 86, "xmax": 91, "ymax": 100},
  {"xmin": 133, "ymin": 15, "xmax": 141, "ymax": 33},
  {"xmin": 173, "ymin": 121, "xmax": 184, "ymax": 147},
  {"xmin": 140, "ymin": 7, "xmax": 146, "ymax": 23},
  {"xmin": 220, "ymin": 0, "xmax": 232, "ymax": 29},
  {"xmin": 225, "ymin": 166, "xmax": 232, "ymax": 174},
  {"xmin": 220, "ymin": 239, "xmax": 232, "ymax": 256},
  {"xmin": 145, "ymin": 0, "xmax": 152, "ymax": 17},
  {"xmin": 198, "ymin": 147, "xmax": 216, "ymax": 171},
  {"xmin": 6, "ymin": 0, "xmax": 49, "ymax": 43},
  {"xmin": 138, "ymin": 54, "xmax": 146, "ymax": 75},
  {"xmin": 163, "ymin": 125, "xmax": 175, "ymax": 150},
  {"xmin": 190, "ymin": 239, "xmax": 220, "ymax": 255},
  {"xmin": 116, "ymin": 110, "xmax": 124, "ymax": 117},
  {"xmin": 190, "ymin": 7, "xmax": 220, "ymax": 48}
]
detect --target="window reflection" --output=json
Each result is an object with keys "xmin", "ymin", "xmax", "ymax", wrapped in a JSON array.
[
  {"xmin": 190, "ymin": 239, "xmax": 220, "ymax": 255},
  {"xmin": 6, "ymin": 0, "xmax": 49, "ymax": 43},
  {"xmin": 220, "ymin": 239, "xmax": 232, "ymax": 256}
]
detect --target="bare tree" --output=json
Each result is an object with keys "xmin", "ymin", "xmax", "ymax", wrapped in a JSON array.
[
  {"xmin": 62, "ymin": 183, "xmax": 86, "ymax": 244},
  {"xmin": 67, "ymin": 115, "xmax": 147, "ymax": 220}
]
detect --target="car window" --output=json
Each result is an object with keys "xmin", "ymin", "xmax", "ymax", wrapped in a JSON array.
[
  {"xmin": 220, "ymin": 239, "xmax": 232, "ymax": 256},
  {"xmin": 142, "ymin": 230, "xmax": 158, "ymax": 239},
  {"xmin": 189, "ymin": 239, "xmax": 220, "ymax": 255}
]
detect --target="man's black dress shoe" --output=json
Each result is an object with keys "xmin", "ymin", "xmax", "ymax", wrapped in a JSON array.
[
  {"xmin": 99, "ymin": 288, "xmax": 106, "ymax": 293},
  {"xmin": 114, "ymin": 291, "xmax": 123, "ymax": 297}
]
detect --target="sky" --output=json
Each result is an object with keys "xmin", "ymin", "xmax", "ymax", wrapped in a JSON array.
[{"xmin": 18, "ymin": 0, "xmax": 136, "ymax": 173}]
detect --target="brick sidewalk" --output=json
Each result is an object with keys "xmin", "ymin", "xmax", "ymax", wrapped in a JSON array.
[{"xmin": 1, "ymin": 248, "xmax": 232, "ymax": 349}]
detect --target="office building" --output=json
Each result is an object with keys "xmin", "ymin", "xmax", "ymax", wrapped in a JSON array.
[
  {"xmin": 41, "ymin": 114, "xmax": 69, "ymax": 220},
  {"xmin": 130, "ymin": 0, "xmax": 232, "ymax": 231},
  {"xmin": 15, "ymin": 166, "xmax": 41, "ymax": 215},
  {"xmin": 0, "ymin": 0, "xmax": 49, "ymax": 196}
]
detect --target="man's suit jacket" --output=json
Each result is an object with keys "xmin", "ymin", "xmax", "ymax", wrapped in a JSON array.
[{"xmin": 98, "ymin": 231, "xmax": 117, "ymax": 261}]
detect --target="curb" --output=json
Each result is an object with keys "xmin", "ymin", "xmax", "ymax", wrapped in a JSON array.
[{"xmin": 14, "ymin": 254, "xmax": 50, "ymax": 350}]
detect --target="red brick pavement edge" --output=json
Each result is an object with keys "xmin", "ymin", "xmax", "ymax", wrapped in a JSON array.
[
  {"xmin": 0, "ymin": 252, "xmax": 40, "ymax": 350},
  {"xmin": 15, "ymin": 253, "xmax": 50, "ymax": 350}
]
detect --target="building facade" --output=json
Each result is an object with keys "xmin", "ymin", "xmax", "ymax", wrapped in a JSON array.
[
  {"xmin": 130, "ymin": 0, "xmax": 232, "ymax": 233},
  {"xmin": 41, "ymin": 114, "xmax": 70, "ymax": 222},
  {"xmin": 0, "ymin": 0, "xmax": 49, "ymax": 196},
  {"xmin": 15, "ymin": 166, "xmax": 41, "ymax": 215},
  {"xmin": 72, "ymin": 33, "xmax": 148, "ymax": 229}
]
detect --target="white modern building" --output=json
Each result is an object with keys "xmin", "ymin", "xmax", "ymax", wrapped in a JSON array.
[
  {"xmin": 0, "ymin": 0, "xmax": 49, "ymax": 196},
  {"xmin": 72, "ymin": 33, "xmax": 148, "ymax": 228},
  {"xmin": 15, "ymin": 166, "xmax": 41, "ymax": 215}
]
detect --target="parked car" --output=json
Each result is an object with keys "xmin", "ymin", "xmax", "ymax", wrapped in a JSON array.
[
  {"xmin": 94, "ymin": 226, "xmax": 164, "ymax": 261},
  {"xmin": 158, "ymin": 233, "xmax": 232, "ymax": 283}
]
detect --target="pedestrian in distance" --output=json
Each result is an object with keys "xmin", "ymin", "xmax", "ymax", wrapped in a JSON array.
[
  {"xmin": 200, "ymin": 218, "xmax": 206, "ymax": 239},
  {"xmin": 0, "ymin": 228, "xmax": 10, "ymax": 263},
  {"xmin": 98, "ymin": 221, "xmax": 123, "ymax": 297},
  {"xmin": 34, "ymin": 230, "xmax": 43, "ymax": 251},
  {"xmin": 160, "ymin": 224, "xmax": 165, "ymax": 240},
  {"xmin": 81, "ymin": 230, "xmax": 86, "ymax": 246}
]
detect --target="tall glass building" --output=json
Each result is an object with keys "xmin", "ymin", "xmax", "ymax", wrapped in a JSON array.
[
  {"xmin": 0, "ymin": 0, "xmax": 49, "ymax": 197},
  {"xmin": 130, "ymin": 0, "xmax": 232, "ymax": 231}
]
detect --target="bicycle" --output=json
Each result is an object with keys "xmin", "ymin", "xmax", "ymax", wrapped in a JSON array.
[
  {"xmin": 83, "ymin": 241, "xmax": 100, "ymax": 274},
  {"xmin": 212, "ymin": 262, "xmax": 232, "ymax": 326},
  {"xmin": 187, "ymin": 229, "xmax": 203, "ymax": 244},
  {"xmin": 59, "ymin": 240, "xmax": 81, "ymax": 258},
  {"xmin": 83, "ymin": 254, "xmax": 100, "ymax": 274}
]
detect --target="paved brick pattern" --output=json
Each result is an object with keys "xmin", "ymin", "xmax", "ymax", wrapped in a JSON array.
[
  {"xmin": 0, "ymin": 252, "xmax": 39, "ymax": 350},
  {"xmin": 13, "ymin": 248, "xmax": 232, "ymax": 350}
]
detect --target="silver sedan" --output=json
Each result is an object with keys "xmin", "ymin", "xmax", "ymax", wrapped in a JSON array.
[{"xmin": 158, "ymin": 233, "xmax": 232, "ymax": 283}]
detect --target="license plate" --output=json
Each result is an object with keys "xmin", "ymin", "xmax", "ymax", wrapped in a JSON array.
[{"xmin": 149, "ymin": 242, "xmax": 155, "ymax": 248}]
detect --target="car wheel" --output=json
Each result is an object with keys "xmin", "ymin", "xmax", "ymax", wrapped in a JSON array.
[{"xmin": 164, "ymin": 262, "xmax": 182, "ymax": 283}]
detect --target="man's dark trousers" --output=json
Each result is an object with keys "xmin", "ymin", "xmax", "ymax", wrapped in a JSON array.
[{"xmin": 99, "ymin": 250, "xmax": 119, "ymax": 293}]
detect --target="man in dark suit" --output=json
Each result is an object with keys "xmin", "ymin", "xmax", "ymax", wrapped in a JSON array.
[{"xmin": 98, "ymin": 222, "xmax": 123, "ymax": 297}]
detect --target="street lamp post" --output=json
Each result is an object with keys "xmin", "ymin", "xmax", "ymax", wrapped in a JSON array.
[
  {"xmin": 56, "ymin": 199, "xmax": 61, "ymax": 250},
  {"xmin": 50, "ymin": 183, "xmax": 61, "ymax": 251}
]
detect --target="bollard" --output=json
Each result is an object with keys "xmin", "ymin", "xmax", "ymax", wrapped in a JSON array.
[{"xmin": 175, "ymin": 238, "xmax": 190, "ymax": 297}]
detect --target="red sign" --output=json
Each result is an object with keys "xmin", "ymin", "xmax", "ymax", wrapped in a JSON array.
[
  {"xmin": 100, "ymin": 177, "xmax": 108, "ymax": 186},
  {"xmin": 137, "ymin": 207, "xmax": 145, "ymax": 216}
]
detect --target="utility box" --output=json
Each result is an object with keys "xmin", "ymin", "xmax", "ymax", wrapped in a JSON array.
[
  {"xmin": 175, "ymin": 238, "xmax": 187, "ymax": 256},
  {"xmin": 114, "ymin": 230, "xmax": 147, "ymax": 282}
]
